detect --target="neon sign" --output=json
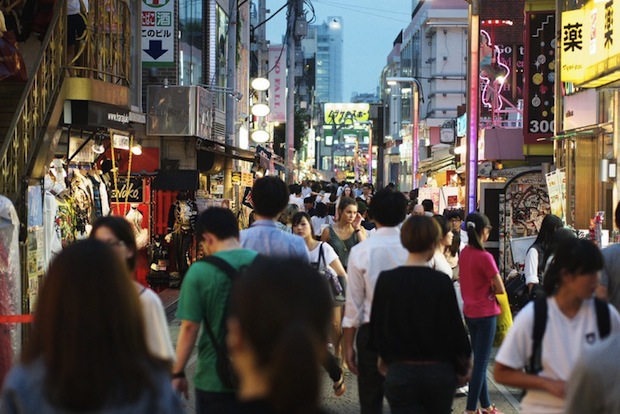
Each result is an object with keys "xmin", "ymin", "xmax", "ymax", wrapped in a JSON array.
[{"xmin": 479, "ymin": 30, "xmax": 511, "ymax": 110}]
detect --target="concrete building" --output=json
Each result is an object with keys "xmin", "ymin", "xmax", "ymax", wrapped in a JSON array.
[{"xmin": 381, "ymin": 0, "xmax": 468, "ymax": 189}]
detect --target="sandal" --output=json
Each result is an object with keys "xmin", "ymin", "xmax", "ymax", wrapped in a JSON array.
[{"xmin": 333, "ymin": 374, "xmax": 346, "ymax": 397}]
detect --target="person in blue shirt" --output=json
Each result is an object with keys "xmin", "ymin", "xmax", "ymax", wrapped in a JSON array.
[{"xmin": 240, "ymin": 176, "xmax": 309, "ymax": 261}]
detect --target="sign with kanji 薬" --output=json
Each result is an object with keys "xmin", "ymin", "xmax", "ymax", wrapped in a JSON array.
[
  {"xmin": 561, "ymin": 7, "xmax": 586, "ymax": 83},
  {"xmin": 142, "ymin": 0, "xmax": 175, "ymax": 67},
  {"xmin": 561, "ymin": 0, "xmax": 620, "ymax": 88}
]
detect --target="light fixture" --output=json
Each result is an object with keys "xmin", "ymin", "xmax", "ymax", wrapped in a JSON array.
[
  {"xmin": 92, "ymin": 134, "xmax": 105, "ymax": 154},
  {"xmin": 251, "ymin": 103, "xmax": 271, "ymax": 117},
  {"xmin": 131, "ymin": 140, "xmax": 142, "ymax": 155},
  {"xmin": 251, "ymin": 77, "xmax": 270, "ymax": 91},
  {"xmin": 251, "ymin": 130, "xmax": 270, "ymax": 143}
]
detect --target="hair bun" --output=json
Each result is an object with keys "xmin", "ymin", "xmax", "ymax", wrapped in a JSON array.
[{"xmin": 466, "ymin": 221, "xmax": 476, "ymax": 229}]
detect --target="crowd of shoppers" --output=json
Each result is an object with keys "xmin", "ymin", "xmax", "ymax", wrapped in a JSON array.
[{"xmin": 6, "ymin": 176, "xmax": 620, "ymax": 414}]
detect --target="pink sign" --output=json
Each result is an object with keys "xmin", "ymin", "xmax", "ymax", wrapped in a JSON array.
[{"xmin": 268, "ymin": 45, "xmax": 286, "ymax": 123}]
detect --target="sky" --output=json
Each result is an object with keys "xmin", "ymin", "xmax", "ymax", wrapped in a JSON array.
[{"xmin": 266, "ymin": 0, "xmax": 412, "ymax": 101}]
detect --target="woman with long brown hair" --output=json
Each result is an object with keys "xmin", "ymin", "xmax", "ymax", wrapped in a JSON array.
[
  {"xmin": 0, "ymin": 240, "xmax": 182, "ymax": 412},
  {"xmin": 321, "ymin": 197, "xmax": 366, "ymax": 270}
]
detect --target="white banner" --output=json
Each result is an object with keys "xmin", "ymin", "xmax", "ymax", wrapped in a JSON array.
[
  {"xmin": 545, "ymin": 169, "xmax": 566, "ymax": 224},
  {"xmin": 268, "ymin": 45, "xmax": 286, "ymax": 123}
]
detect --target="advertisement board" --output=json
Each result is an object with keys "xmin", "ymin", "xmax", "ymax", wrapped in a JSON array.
[
  {"xmin": 141, "ymin": 0, "xmax": 175, "ymax": 67},
  {"xmin": 268, "ymin": 46, "xmax": 286, "ymax": 123},
  {"xmin": 524, "ymin": 12, "xmax": 555, "ymax": 144}
]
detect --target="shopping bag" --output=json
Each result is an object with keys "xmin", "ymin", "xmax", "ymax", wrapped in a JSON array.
[{"xmin": 494, "ymin": 291, "xmax": 513, "ymax": 347}]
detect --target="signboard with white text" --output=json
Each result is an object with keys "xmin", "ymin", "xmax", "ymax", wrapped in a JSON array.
[
  {"xmin": 142, "ymin": 0, "xmax": 175, "ymax": 67},
  {"xmin": 268, "ymin": 46, "xmax": 286, "ymax": 123}
]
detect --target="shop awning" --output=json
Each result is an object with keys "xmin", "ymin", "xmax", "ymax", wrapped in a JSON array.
[
  {"xmin": 546, "ymin": 122, "xmax": 612, "ymax": 141},
  {"xmin": 196, "ymin": 139, "xmax": 255, "ymax": 163},
  {"xmin": 419, "ymin": 155, "xmax": 456, "ymax": 174}
]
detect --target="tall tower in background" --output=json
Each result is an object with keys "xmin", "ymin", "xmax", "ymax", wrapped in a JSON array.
[{"xmin": 303, "ymin": 16, "xmax": 343, "ymax": 103}]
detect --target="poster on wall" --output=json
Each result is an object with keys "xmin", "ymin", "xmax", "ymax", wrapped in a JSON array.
[
  {"xmin": 417, "ymin": 187, "xmax": 440, "ymax": 214},
  {"xmin": 524, "ymin": 12, "xmax": 556, "ymax": 144},
  {"xmin": 498, "ymin": 171, "xmax": 550, "ymax": 275},
  {"xmin": 545, "ymin": 169, "xmax": 566, "ymax": 223}
]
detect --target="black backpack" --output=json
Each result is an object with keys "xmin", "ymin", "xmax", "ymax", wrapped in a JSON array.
[
  {"xmin": 526, "ymin": 297, "xmax": 610, "ymax": 376},
  {"xmin": 201, "ymin": 256, "xmax": 244, "ymax": 390}
]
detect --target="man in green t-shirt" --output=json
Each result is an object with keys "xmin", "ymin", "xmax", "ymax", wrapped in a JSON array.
[{"xmin": 171, "ymin": 207, "xmax": 258, "ymax": 413}]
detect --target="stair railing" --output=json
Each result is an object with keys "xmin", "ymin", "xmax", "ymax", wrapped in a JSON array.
[{"xmin": 0, "ymin": 0, "xmax": 67, "ymax": 201}]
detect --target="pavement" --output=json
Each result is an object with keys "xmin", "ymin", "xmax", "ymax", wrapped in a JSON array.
[{"xmin": 159, "ymin": 288, "xmax": 522, "ymax": 414}]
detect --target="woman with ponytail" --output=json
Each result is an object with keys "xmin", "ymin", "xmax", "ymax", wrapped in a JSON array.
[
  {"xmin": 227, "ymin": 256, "xmax": 333, "ymax": 414},
  {"xmin": 494, "ymin": 238, "xmax": 620, "ymax": 413},
  {"xmin": 459, "ymin": 212, "xmax": 505, "ymax": 414}
]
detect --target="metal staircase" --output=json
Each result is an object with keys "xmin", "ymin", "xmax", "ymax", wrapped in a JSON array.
[
  {"xmin": 0, "ymin": 0, "xmax": 67, "ymax": 204},
  {"xmin": 0, "ymin": 0, "xmax": 132, "ymax": 207}
]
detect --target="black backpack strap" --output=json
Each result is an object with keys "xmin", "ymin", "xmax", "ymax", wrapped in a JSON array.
[
  {"xmin": 318, "ymin": 242, "xmax": 326, "ymax": 268},
  {"xmin": 201, "ymin": 255, "xmax": 238, "ymax": 282},
  {"xmin": 200, "ymin": 256, "xmax": 239, "ymax": 352},
  {"xmin": 528, "ymin": 297, "xmax": 548, "ymax": 375},
  {"xmin": 594, "ymin": 298, "xmax": 611, "ymax": 339}
]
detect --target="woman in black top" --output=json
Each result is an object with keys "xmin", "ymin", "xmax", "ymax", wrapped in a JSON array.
[{"xmin": 369, "ymin": 215, "xmax": 472, "ymax": 414}]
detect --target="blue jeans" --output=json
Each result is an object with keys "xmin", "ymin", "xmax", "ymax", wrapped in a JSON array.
[
  {"xmin": 195, "ymin": 389, "xmax": 237, "ymax": 414},
  {"xmin": 384, "ymin": 362, "xmax": 456, "ymax": 414},
  {"xmin": 465, "ymin": 315, "xmax": 497, "ymax": 411}
]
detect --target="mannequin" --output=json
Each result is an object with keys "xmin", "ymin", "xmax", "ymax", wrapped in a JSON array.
[
  {"xmin": 126, "ymin": 204, "xmax": 148, "ymax": 250},
  {"xmin": 146, "ymin": 234, "xmax": 170, "ymax": 288},
  {"xmin": 165, "ymin": 191, "xmax": 197, "ymax": 282}
]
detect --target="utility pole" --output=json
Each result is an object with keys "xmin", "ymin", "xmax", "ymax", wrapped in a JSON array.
[
  {"xmin": 224, "ymin": 0, "xmax": 238, "ymax": 202},
  {"xmin": 285, "ymin": 0, "xmax": 305, "ymax": 184},
  {"xmin": 285, "ymin": 1, "xmax": 296, "ymax": 184}
]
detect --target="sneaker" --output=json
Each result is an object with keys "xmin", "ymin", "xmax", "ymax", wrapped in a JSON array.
[{"xmin": 481, "ymin": 405, "xmax": 504, "ymax": 414}]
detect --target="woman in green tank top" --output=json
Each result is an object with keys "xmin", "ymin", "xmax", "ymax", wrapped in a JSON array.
[{"xmin": 320, "ymin": 197, "xmax": 366, "ymax": 269}]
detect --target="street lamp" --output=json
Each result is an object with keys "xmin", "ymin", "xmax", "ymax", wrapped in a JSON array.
[{"xmin": 386, "ymin": 76, "xmax": 422, "ymax": 189}]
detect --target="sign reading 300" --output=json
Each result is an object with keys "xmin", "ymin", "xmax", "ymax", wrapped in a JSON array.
[{"xmin": 324, "ymin": 103, "xmax": 370, "ymax": 125}]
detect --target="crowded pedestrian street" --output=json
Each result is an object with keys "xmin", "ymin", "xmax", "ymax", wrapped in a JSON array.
[
  {"xmin": 3, "ymin": 0, "xmax": 620, "ymax": 413},
  {"xmin": 161, "ymin": 289, "xmax": 521, "ymax": 414}
]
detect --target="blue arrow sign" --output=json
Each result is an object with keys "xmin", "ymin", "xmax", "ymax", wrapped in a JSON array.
[{"xmin": 144, "ymin": 40, "xmax": 168, "ymax": 60}]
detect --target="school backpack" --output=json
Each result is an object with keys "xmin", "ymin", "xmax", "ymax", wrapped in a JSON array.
[
  {"xmin": 526, "ymin": 297, "xmax": 611, "ymax": 376},
  {"xmin": 200, "ymin": 255, "xmax": 245, "ymax": 389}
]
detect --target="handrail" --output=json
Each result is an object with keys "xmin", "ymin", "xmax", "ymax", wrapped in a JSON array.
[
  {"xmin": 69, "ymin": 0, "xmax": 131, "ymax": 85},
  {"xmin": 0, "ymin": 0, "xmax": 67, "ymax": 201}
]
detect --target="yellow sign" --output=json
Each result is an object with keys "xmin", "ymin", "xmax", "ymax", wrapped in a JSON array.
[
  {"xmin": 324, "ymin": 103, "xmax": 370, "ymax": 125},
  {"xmin": 241, "ymin": 172, "xmax": 253, "ymax": 187},
  {"xmin": 561, "ymin": 7, "xmax": 587, "ymax": 83},
  {"xmin": 562, "ymin": 0, "xmax": 620, "ymax": 87},
  {"xmin": 231, "ymin": 172, "xmax": 241, "ymax": 185}
]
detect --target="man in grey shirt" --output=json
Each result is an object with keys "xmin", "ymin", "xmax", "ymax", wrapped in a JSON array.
[
  {"xmin": 240, "ymin": 176, "xmax": 309, "ymax": 260},
  {"xmin": 600, "ymin": 202, "xmax": 620, "ymax": 311}
]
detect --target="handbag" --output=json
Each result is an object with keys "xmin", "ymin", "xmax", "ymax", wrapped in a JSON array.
[
  {"xmin": 505, "ymin": 273, "xmax": 529, "ymax": 313},
  {"xmin": 317, "ymin": 242, "xmax": 346, "ymax": 305},
  {"xmin": 494, "ymin": 291, "xmax": 513, "ymax": 347}
]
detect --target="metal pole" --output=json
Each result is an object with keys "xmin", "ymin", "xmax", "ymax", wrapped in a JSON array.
[
  {"xmin": 354, "ymin": 135, "xmax": 359, "ymax": 181},
  {"xmin": 465, "ymin": 0, "xmax": 480, "ymax": 214},
  {"xmin": 368, "ymin": 123, "xmax": 373, "ymax": 184},
  {"xmin": 224, "ymin": 0, "xmax": 238, "ymax": 201},
  {"xmin": 412, "ymin": 82, "xmax": 420, "ymax": 190},
  {"xmin": 285, "ymin": 0, "xmax": 297, "ymax": 184}
]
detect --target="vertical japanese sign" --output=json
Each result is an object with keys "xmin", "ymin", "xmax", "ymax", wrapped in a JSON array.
[
  {"xmin": 268, "ymin": 45, "xmax": 286, "ymax": 123},
  {"xmin": 561, "ymin": 7, "xmax": 587, "ymax": 83},
  {"xmin": 523, "ymin": 12, "xmax": 555, "ymax": 144},
  {"xmin": 142, "ymin": 0, "xmax": 175, "ymax": 67}
]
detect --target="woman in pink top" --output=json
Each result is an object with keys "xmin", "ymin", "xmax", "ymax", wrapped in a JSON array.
[{"xmin": 459, "ymin": 212, "xmax": 505, "ymax": 414}]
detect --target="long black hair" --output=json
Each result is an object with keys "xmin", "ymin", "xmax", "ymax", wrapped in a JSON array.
[
  {"xmin": 230, "ymin": 257, "xmax": 332, "ymax": 414},
  {"xmin": 543, "ymin": 238, "xmax": 603, "ymax": 296},
  {"xmin": 465, "ymin": 212, "xmax": 491, "ymax": 251},
  {"xmin": 532, "ymin": 214, "xmax": 563, "ymax": 254}
]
